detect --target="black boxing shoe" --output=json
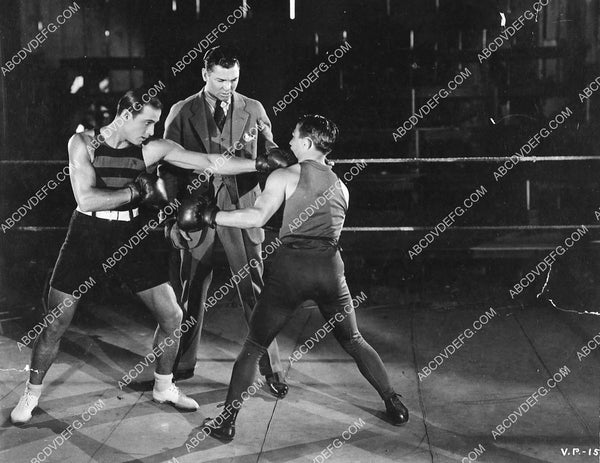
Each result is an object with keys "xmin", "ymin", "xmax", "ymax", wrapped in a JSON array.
[
  {"xmin": 265, "ymin": 372, "xmax": 288, "ymax": 399},
  {"xmin": 202, "ymin": 415, "xmax": 236, "ymax": 442},
  {"xmin": 384, "ymin": 393, "xmax": 409, "ymax": 426}
]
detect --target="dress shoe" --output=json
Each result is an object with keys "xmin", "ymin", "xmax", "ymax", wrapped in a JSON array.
[
  {"xmin": 265, "ymin": 372, "xmax": 288, "ymax": 399},
  {"xmin": 384, "ymin": 393, "xmax": 409, "ymax": 425},
  {"xmin": 173, "ymin": 368, "xmax": 195, "ymax": 381}
]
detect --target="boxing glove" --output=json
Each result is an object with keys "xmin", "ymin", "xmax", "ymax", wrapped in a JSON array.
[
  {"xmin": 255, "ymin": 148, "xmax": 297, "ymax": 173},
  {"xmin": 128, "ymin": 172, "xmax": 170, "ymax": 208},
  {"xmin": 156, "ymin": 163, "xmax": 180, "ymax": 202},
  {"xmin": 177, "ymin": 196, "xmax": 220, "ymax": 232}
]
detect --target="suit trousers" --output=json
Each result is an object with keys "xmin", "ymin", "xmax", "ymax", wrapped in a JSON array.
[{"xmin": 170, "ymin": 187, "xmax": 282, "ymax": 376}]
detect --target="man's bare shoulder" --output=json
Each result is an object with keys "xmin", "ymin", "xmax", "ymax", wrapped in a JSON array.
[
  {"xmin": 271, "ymin": 163, "xmax": 301, "ymax": 180},
  {"xmin": 142, "ymin": 138, "xmax": 178, "ymax": 157},
  {"xmin": 68, "ymin": 129, "xmax": 95, "ymax": 151},
  {"xmin": 265, "ymin": 165, "xmax": 300, "ymax": 199}
]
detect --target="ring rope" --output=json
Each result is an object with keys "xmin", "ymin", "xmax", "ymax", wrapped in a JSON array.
[
  {"xmin": 344, "ymin": 225, "xmax": 600, "ymax": 231},
  {"xmin": 9, "ymin": 225, "xmax": 600, "ymax": 232},
  {"xmin": 334, "ymin": 156, "xmax": 600, "ymax": 164},
  {"xmin": 2, "ymin": 155, "xmax": 600, "ymax": 165}
]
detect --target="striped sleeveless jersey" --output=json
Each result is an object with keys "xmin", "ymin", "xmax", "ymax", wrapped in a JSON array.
[{"xmin": 91, "ymin": 128, "xmax": 147, "ymax": 210}]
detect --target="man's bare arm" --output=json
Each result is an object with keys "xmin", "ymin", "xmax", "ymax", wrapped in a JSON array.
[
  {"xmin": 69, "ymin": 134, "xmax": 132, "ymax": 212},
  {"xmin": 143, "ymin": 139, "xmax": 256, "ymax": 174},
  {"xmin": 216, "ymin": 169, "xmax": 288, "ymax": 229},
  {"xmin": 164, "ymin": 102, "xmax": 183, "ymax": 142}
]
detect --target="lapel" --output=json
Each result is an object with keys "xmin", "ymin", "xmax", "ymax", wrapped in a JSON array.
[
  {"xmin": 231, "ymin": 92, "xmax": 250, "ymax": 147},
  {"xmin": 188, "ymin": 91, "xmax": 210, "ymax": 153}
]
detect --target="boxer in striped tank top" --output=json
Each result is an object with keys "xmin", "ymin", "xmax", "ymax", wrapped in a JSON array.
[
  {"xmin": 11, "ymin": 89, "xmax": 293, "ymax": 425},
  {"xmin": 181, "ymin": 115, "xmax": 409, "ymax": 441}
]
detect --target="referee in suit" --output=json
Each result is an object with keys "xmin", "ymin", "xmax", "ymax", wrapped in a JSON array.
[{"xmin": 161, "ymin": 45, "xmax": 287, "ymax": 397}]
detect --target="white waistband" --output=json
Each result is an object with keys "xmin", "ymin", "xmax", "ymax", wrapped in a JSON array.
[{"xmin": 77, "ymin": 207, "xmax": 139, "ymax": 221}]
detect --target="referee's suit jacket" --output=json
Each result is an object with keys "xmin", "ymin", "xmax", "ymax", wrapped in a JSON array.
[{"xmin": 162, "ymin": 89, "xmax": 282, "ymax": 374}]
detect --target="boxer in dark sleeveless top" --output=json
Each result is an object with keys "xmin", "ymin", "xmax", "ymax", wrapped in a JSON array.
[{"xmin": 180, "ymin": 115, "xmax": 409, "ymax": 441}]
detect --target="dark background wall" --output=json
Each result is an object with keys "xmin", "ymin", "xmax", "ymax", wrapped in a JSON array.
[
  {"xmin": 2, "ymin": 0, "xmax": 600, "ymax": 299},
  {"xmin": 2, "ymin": 0, "xmax": 599, "ymax": 157}
]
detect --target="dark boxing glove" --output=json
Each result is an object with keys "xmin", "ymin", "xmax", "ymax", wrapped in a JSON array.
[
  {"xmin": 128, "ymin": 172, "xmax": 169, "ymax": 208},
  {"xmin": 255, "ymin": 148, "xmax": 297, "ymax": 173},
  {"xmin": 156, "ymin": 163, "xmax": 180, "ymax": 202},
  {"xmin": 177, "ymin": 196, "xmax": 220, "ymax": 232}
]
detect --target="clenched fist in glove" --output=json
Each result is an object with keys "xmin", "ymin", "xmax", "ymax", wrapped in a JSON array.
[
  {"xmin": 127, "ymin": 172, "xmax": 170, "ymax": 208},
  {"xmin": 177, "ymin": 196, "xmax": 220, "ymax": 232},
  {"xmin": 255, "ymin": 148, "xmax": 297, "ymax": 173}
]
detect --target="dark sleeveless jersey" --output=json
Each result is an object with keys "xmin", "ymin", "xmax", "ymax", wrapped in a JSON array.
[
  {"xmin": 279, "ymin": 160, "xmax": 348, "ymax": 244},
  {"xmin": 91, "ymin": 129, "xmax": 147, "ymax": 210}
]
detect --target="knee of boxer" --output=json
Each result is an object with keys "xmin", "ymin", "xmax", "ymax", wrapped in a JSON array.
[
  {"xmin": 239, "ymin": 336, "xmax": 269, "ymax": 360},
  {"xmin": 337, "ymin": 332, "xmax": 367, "ymax": 355},
  {"xmin": 156, "ymin": 303, "xmax": 183, "ymax": 333},
  {"xmin": 38, "ymin": 315, "xmax": 72, "ymax": 344},
  {"xmin": 40, "ymin": 298, "xmax": 76, "ymax": 342}
]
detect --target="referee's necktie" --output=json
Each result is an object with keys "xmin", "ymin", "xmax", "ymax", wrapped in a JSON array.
[{"xmin": 214, "ymin": 99, "xmax": 226, "ymax": 132}]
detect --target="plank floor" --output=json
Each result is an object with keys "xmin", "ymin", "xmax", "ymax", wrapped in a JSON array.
[{"xmin": 1, "ymin": 262, "xmax": 598, "ymax": 463}]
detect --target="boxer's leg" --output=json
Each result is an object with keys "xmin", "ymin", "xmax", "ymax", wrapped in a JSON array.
[
  {"xmin": 30, "ymin": 288, "xmax": 79, "ymax": 384},
  {"xmin": 315, "ymin": 251, "xmax": 408, "ymax": 425},
  {"xmin": 11, "ymin": 287, "xmax": 79, "ymax": 424},
  {"xmin": 316, "ymin": 286, "xmax": 395, "ymax": 401},
  {"xmin": 138, "ymin": 282, "xmax": 198, "ymax": 411},
  {"xmin": 203, "ymin": 274, "xmax": 297, "ymax": 440},
  {"xmin": 138, "ymin": 283, "xmax": 183, "ymax": 374},
  {"xmin": 12, "ymin": 211, "xmax": 97, "ymax": 425}
]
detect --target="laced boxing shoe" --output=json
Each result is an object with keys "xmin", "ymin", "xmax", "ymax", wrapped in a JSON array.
[
  {"xmin": 11, "ymin": 382, "xmax": 41, "ymax": 425},
  {"xmin": 265, "ymin": 372, "xmax": 289, "ymax": 399},
  {"xmin": 152, "ymin": 382, "xmax": 199, "ymax": 411},
  {"xmin": 384, "ymin": 393, "xmax": 409, "ymax": 425},
  {"xmin": 201, "ymin": 409, "xmax": 238, "ymax": 442}
]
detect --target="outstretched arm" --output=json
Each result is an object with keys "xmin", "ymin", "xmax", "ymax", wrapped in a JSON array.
[
  {"xmin": 216, "ymin": 169, "xmax": 288, "ymax": 228},
  {"xmin": 143, "ymin": 138, "xmax": 256, "ymax": 174},
  {"xmin": 164, "ymin": 102, "xmax": 183, "ymax": 143}
]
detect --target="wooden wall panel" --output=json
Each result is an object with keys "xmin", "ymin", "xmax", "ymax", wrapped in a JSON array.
[
  {"xmin": 108, "ymin": 1, "xmax": 130, "ymax": 57},
  {"xmin": 83, "ymin": 0, "xmax": 108, "ymax": 57},
  {"xmin": 36, "ymin": 0, "xmax": 85, "ymax": 65},
  {"xmin": 584, "ymin": 0, "xmax": 599, "ymax": 64},
  {"xmin": 58, "ymin": 0, "xmax": 85, "ymax": 59},
  {"xmin": 39, "ymin": 0, "xmax": 61, "ymax": 66},
  {"xmin": 127, "ymin": 0, "xmax": 145, "ymax": 57},
  {"xmin": 18, "ymin": 1, "xmax": 39, "ymax": 47}
]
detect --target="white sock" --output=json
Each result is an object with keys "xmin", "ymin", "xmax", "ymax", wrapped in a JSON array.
[
  {"xmin": 26, "ymin": 381, "xmax": 42, "ymax": 397},
  {"xmin": 153, "ymin": 372, "xmax": 173, "ymax": 392}
]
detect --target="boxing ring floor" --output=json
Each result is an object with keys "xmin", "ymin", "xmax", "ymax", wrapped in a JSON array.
[{"xmin": 0, "ymin": 250, "xmax": 598, "ymax": 463}]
